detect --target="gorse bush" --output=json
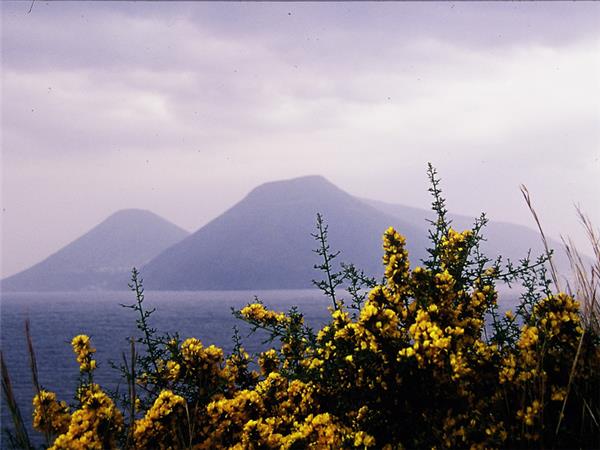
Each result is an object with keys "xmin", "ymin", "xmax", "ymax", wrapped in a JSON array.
[{"xmin": 5, "ymin": 165, "xmax": 600, "ymax": 449}]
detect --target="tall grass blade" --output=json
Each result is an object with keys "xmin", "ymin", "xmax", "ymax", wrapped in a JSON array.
[
  {"xmin": 520, "ymin": 184, "xmax": 561, "ymax": 292},
  {"xmin": 555, "ymin": 330, "xmax": 585, "ymax": 436},
  {"xmin": 25, "ymin": 319, "xmax": 50, "ymax": 447},
  {"xmin": 1, "ymin": 351, "xmax": 33, "ymax": 449}
]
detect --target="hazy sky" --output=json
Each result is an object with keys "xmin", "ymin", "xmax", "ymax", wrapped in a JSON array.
[{"xmin": 2, "ymin": 2, "xmax": 599, "ymax": 278}]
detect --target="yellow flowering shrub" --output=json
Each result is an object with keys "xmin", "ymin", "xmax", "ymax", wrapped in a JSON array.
[
  {"xmin": 26, "ymin": 166, "xmax": 599, "ymax": 449},
  {"xmin": 50, "ymin": 384, "xmax": 123, "ymax": 450},
  {"xmin": 133, "ymin": 390, "xmax": 186, "ymax": 449},
  {"xmin": 32, "ymin": 390, "xmax": 70, "ymax": 436}
]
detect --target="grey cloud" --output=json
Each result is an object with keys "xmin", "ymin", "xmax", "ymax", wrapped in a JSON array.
[{"xmin": 3, "ymin": 2, "xmax": 599, "ymax": 73}]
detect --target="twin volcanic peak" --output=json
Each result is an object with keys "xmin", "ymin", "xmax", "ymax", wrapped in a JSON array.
[{"xmin": 2, "ymin": 176, "xmax": 566, "ymax": 292}]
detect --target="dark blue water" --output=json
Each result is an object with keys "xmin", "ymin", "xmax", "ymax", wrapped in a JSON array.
[{"xmin": 0, "ymin": 289, "xmax": 332, "ymax": 448}]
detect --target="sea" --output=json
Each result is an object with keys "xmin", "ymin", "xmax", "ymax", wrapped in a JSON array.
[{"xmin": 0, "ymin": 289, "xmax": 331, "ymax": 448}]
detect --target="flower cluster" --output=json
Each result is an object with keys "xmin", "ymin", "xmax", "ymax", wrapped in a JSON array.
[
  {"xmin": 133, "ymin": 390, "xmax": 186, "ymax": 449},
  {"xmin": 50, "ymin": 384, "xmax": 123, "ymax": 449},
  {"xmin": 71, "ymin": 334, "xmax": 96, "ymax": 372},
  {"xmin": 32, "ymin": 390, "xmax": 70, "ymax": 436},
  {"xmin": 439, "ymin": 228, "xmax": 472, "ymax": 269},
  {"xmin": 198, "ymin": 372, "xmax": 371, "ymax": 449},
  {"xmin": 180, "ymin": 338, "xmax": 224, "ymax": 380},
  {"xmin": 239, "ymin": 303, "xmax": 287, "ymax": 326}
]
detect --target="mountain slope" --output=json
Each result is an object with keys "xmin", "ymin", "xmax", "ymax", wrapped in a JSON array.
[
  {"xmin": 142, "ymin": 176, "xmax": 428, "ymax": 290},
  {"xmin": 2, "ymin": 209, "xmax": 189, "ymax": 291},
  {"xmin": 364, "ymin": 198, "xmax": 573, "ymax": 274}
]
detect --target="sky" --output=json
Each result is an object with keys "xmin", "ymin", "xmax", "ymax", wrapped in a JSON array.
[{"xmin": 1, "ymin": 2, "xmax": 599, "ymax": 278}]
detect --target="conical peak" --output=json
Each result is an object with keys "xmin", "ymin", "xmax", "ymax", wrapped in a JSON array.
[
  {"xmin": 245, "ymin": 175, "xmax": 349, "ymax": 203},
  {"xmin": 105, "ymin": 208, "xmax": 157, "ymax": 221},
  {"xmin": 98, "ymin": 209, "xmax": 185, "ymax": 230}
]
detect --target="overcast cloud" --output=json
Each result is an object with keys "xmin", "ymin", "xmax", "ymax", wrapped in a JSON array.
[{"xmin": 2, "ymin": 2, "xmax": 599, "ymax": 278}]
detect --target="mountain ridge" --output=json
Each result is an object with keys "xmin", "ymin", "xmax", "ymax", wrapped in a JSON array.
[
  {"xmin": 363, "ymin": 197, "xmax": 573, "ymax": 275},
  {"xmin": 3, "ymin": 176, "xmax": 571, "ymax": 292}
]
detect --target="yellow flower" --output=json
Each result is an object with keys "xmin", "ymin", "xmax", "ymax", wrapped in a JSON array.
[
  {"xmin": 50, "ymin": 385, "xmax": 123, "ymax": 450},
  {"xmin": 71, "ymin": 334, "xmax": 96, "ymax": 373},
  {"xmin": 134, "ymin": 390, "xmax": 185, "ymax": 448},
  {"xmin": 32, "ymin": 390, "xmax": 70, "ymax": 435}
]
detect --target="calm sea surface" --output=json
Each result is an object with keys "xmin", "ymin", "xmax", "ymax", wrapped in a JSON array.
[{"xmin": 0, "ymin": 289, "xmax": 331, "ymax": 447}]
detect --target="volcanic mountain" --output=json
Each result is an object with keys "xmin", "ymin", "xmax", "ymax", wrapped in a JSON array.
[
  {"xmin": 2, "ymin": 209, "xmax": 189, "ymax": 291},
  {"xmin": 142, "ymin": 176, "xmax": 428, "ymax": 290}
]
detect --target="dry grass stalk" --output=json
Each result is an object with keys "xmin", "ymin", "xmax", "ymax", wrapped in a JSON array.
[
  {"xmin": 25, "ymin": 319, "xmax": 41, "ymax": 395},
  {"xmin": 520, "ymin": 184, "xmax": 561, "ymax": 292},
  {"xmin": 123, "ymin": 338, "xmax": 137, "ymax": 448},
  {"xmin": 25, "ymin": 319, "xmax": 50, "ymax": 447},
  {"xmin": 562, "ymin": 233, "xmax": 599, "ymax": 334},
  {"xmin": 521, "ymin": 187, "xmax": 600, "ymax": 443},
  {"xmin": 572, "ymin": 206, "xmax": 599, "ymax": 333},
  {"xmin": 555, "ymin": 330, "xmax": 585, "ymax": 436},
  {"xmin": 1, "ymin": 351, "xmax": 32, "ymax": 449}
]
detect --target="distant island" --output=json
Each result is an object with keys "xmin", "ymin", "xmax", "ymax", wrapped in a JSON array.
[
  {"xmin": 1, "ymin": 175, "xmax": 567, "ymax": 292},
  {"xmin": 1, "ymin": 209, "xmax": 189, "ymax": 291}
]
